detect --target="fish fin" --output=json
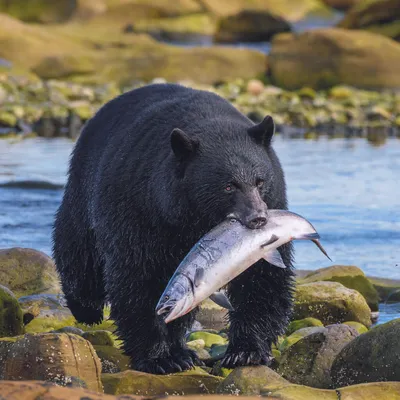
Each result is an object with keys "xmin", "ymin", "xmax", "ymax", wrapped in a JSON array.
[
  {"xmin": 209, "ymin": 291, "xmax": 234, "ymax": 311},
  {"xmin": 311, "ymin": 239, "xmax": 332, "ymax": 261},
  {"xmin": 263, "ymin": 249, "xmax": 287, "ymax": 269},
  {"xmin": 194, "ymin": 267, "xmax": 205, "ymax": 287},
  {"xmin": 260, "ymin": 234, "xmax": 279, "ymax": 248}
]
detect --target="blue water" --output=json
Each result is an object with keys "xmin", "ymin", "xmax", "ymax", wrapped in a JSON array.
[{"xmin": 1, "ymin": 136, "xmax": 399, "ymax": 323}]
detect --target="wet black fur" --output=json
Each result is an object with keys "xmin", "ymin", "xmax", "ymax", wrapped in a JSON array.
[{"xmin": 52, "ymin": 83, "xmax": 294, "ymax": 374}]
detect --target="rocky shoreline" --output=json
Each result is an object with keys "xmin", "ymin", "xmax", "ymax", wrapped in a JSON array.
[
  {"xmin": 1, "ymin": 76, "xmax": 399, "ymax": 143},
  {"xmin": 1, "ymin": 247, "xmax": 400, "ymax": 399}
]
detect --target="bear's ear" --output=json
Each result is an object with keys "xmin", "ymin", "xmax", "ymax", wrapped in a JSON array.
[
  {"xmin": 247, "ymin": 115, "xmax": 275, "ymax": 147},
  {"xmin": 170, "ymin": 128, "xmax": 199, "ymax": 161}
]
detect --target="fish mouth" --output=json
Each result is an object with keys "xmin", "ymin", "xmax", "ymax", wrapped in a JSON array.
[{"xmin": 162, "ymin": 295, "xmax": 193, "ymax": 324}]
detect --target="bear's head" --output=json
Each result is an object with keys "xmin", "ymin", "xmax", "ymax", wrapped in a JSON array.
[{"xmin": 170, "ymin": 115, "xmax": 283, "ymax": 230}]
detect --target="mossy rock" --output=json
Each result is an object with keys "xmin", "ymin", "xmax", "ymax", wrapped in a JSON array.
[
  {"xmin": 24, "ymin": 315, "xmax": 77, "ymax": 334},
  {"xmin": 368, "ymin": 276, "xmax": 400, "ymax": 302},
  {"xmin": 279, "ymin": 326, "xmax": 325, "ymax": 353},
  {"xmin": 338, "ymin": 0, "xmax": 400, "ymax": 41},
  {"xmin": 0, "ymin": 333, "xmax": 102, "ymax": 392},
  {"xmin": 186, "ymin": 339, "xmax": 205, "ymax": 351},
  {"xmin": 216, "ymin": 365, "xmax": 289, "ymax": 395},
  {"xmin": 83, "ymin": 330, "xmax": 115, "ymax": 346},
  {"xmin": 0, "ymin": 111, "xmax": 17, "ymax": 127},
  {"xmin": 134, "ymin": 13, "xmax": 215, "ymax": 41},
  {"xmin": 261, "ymin": 381, "xmax": 400, "ymax": 399},
  {"xmin": 301, "ymin": 265, "xmax": 379, "ymax": 311},
  {"xmin": 102, "ymin": 368, "xmax": 223, "ymax": 395},
  {"xmin": 286, "ymin": 317, "xmax": 323, "ymax": 335},
  {"xmin": 0, "ymin": 248, "xmax": 60, "ymax": 298},
  {"xmin": 342, "ymin": 321, "xmax": 368, "ymax": 334},
  {"xmin": 321, "ymin": 0, "xmax": 362, "ymax": 11},
  {"xmin": 210, "ymin": 361, "xmax": 233, "ymax": 378},
  {"xmin": 269, "ymin": 28, "xmax": 400, "ymax": 90},
  {"xmin": 188, "ymin": 331, "xmax": 227, "ymax": 348},
  {"xmin": 93, "ymin": 345, "xmax": 130, "ymax": 373},
  {"xmin": 278, "ymin": 324, "xmax": 359, "ymax": 388},
  {"xmin": 214, "ymin": 10, "xmax": 291, "ymax": 43},
  {"xmin": 294, "ymin": 281, "xmax": 372, "ymax": 327},
  {"xmin": 331, "ymin": 318, "xmax": 400, "ymax": 386},
  {"xmin": 0, "ymin": 285, "xmax": 24, "ymax": 338}
]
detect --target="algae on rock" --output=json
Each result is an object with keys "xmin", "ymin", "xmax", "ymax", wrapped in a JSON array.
[{"xmin": 0, "ymin": 285, "xmax": 24, "ymax": 338}]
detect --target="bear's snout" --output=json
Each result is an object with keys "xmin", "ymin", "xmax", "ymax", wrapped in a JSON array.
[{"xmin": 244, "ymin": 212, "xmax": 268, "ymax": 229}]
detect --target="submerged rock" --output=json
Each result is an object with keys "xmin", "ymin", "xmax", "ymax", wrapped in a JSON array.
[
  {"xmin": 331, "ymin": 318, "xmax": 400, "ymax": 386},
  {"xmin": 102, "ymin": 368, "xmax": 222, "ymax": 395},
  {"xmin": 278, "ymin": 324, "xmax": 359, "ymax": 388},
  {"xmin": 216, "ymin": 365, "xmax": 289, "ymax": 395},
  {"xmin": 0, "ymin": 333, "xmax": 103, "ymax": 392},
  {"xmin": 269, "ymin": 28, "xmax": 400, "ymax": 89},
  {"xmin": 0, "ymin": 248, "xmax": 60, "ymax": 298},
  {"xmin": 187, "ymin": 331, "xmax": 227, "ymax": 348},
  {"xmin": 0, "ymin": 285, "xmax": 24, "ymax": 338},
  {"xmin": 294, "ymin": 281, "xmax": 372, "ymax": 327},
  {"xmin": 300, "ymin": 265, "xmax": 379, "ymax": 311}
]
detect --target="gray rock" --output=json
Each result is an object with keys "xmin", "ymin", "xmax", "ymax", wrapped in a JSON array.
[
  {"xmin": 331, "ymin": 318, "xmax": 400, "ymax": 387},
  {"xmin": 279, "ymin": 324, "xmax": 359, "ymax": 388}
]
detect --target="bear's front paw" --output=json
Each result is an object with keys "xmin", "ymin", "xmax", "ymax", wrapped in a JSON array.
[
  {"xmin": 133, "ymin": 348, "xmax": 203, "ymax": 375},
  {"xmin": 220, "ymin": 350, "xmax": 273, "ymax": 369}
]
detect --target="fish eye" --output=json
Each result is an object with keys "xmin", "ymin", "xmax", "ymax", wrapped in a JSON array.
[
  {"xmin": 164, "ymin": 295, "xmax": 170, "ymax": 300},
  {"xmin": 224, "ymin": 183, "xmax": 236, "ymax": 193}
]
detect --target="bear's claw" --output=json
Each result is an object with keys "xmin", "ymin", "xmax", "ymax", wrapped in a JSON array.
[
  {"xmin": 220, "ymin": 350, "xmax": 273, "ymax": 369},
  {"xmin": 133, "ymin": 347, "xmax": 202, "ymax": 375}
]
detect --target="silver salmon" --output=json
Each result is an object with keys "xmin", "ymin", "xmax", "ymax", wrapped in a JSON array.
[{"xmin": 155, "ymin": 210, "xmax": 330, "ymax": 324}]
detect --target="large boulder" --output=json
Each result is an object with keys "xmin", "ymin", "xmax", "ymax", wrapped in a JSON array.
[
  {"xmin": 0, "ymin": 14, "xmax": 268, "ymax": 85},
  {"xmin": 0, "ymin": 285, "xmax": 24, "ymax": 338},
  {"xmin": 269, "ymin": 28, "xmax": 400, "ymax": 90},
  {"xmin": 0, "ymin": 333, "xmax": 103, "ymax": 392},
  {"xmin": 331, "ymin": 318, "xmax": 400, "ymax": 386},
  {"xmin": 214, "ymin": 10, "xmax": 291, "ymax": 43},
  {"xmin": 279, "ymin": 327, "xmax": 326, "ymax": 353},
  {"xmin": 0, "ymin": 248, "xmax": 60, "ymax": 298},
  {"xmin": 294, "ymin": 281, "xmax": 372, "ymax": 327},
  {"xmin": 102, "ymin": 368, "xmax": 223, "ymax": 395},
  {"xmin": 338, "ymin": 0, "xmax": 400, "ymax": 41},
  {"xmin": 278, "ymin": 324, "xmax": 359, "ymax": 388},
  {"xmin": 301, "ymin": 265, "xmax": 379, "ymax": 311},
  {"xmin": 216, "ymin": 366, "xmax": 289, "ymax": 395}
]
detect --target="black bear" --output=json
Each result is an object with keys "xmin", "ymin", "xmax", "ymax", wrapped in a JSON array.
[{"xmin": 52, "ymin": 83, "xmax": 294, "ymax": 374}]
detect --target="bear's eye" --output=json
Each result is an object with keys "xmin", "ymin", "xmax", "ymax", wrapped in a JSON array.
[
  {"xmin": 256, "ymin": 179, "xmax": 264, "ymax": 189},
  {"xmin": 224, "ymin": 183, "xmax": 236, "ymax": 193}
]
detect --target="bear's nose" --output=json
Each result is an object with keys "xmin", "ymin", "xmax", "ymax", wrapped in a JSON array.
[{"xmin": 246, "ymin": 215, "xmax": 267, "ymax": 229}]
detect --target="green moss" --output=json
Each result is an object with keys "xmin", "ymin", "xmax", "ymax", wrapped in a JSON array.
[
  {"xmin": 188, "ymin": 331, "xmax": 227, "ymax": 348},
  {"xmin": 279, "ymin": 326, "xmax": 325, "ymax": 353},
  {"xmin": 298, "ymin": 87, "xmax": 317, "ymax": 99},
  {"xmin": 93, "ymin": 345, "xmax": 130, "ymax": 373},
  {"xmin": 24, "ymin": 316, "xmax": 76, "ymax": 333},
  {"xmin": 343, "ymin": 321, "xmax": 368, "ymax": 334},
  {"xmin": 82, "ymin": 330, "xmax": 114, "ymax": 346},
  {"xmin": 0, "ymin": 111, "xmax": 17, "ymax": 127},
  {"xmin": 0, "ymin": 285, "xmax": 24, "ymax": 338},
  {"xmin": 302, "ymin": 266, "xmax": 379, "ymax": 311},
  {"xmin": 102, "ymin": 368, "xmax": 223, "ymax": 396},
  {"xmin": 186, "ymin": 339, "xmax": 205, "ymax": 351},
  {"xmin": 286, "ymin": 317, "xmax": 323, "ymax": 335}
]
